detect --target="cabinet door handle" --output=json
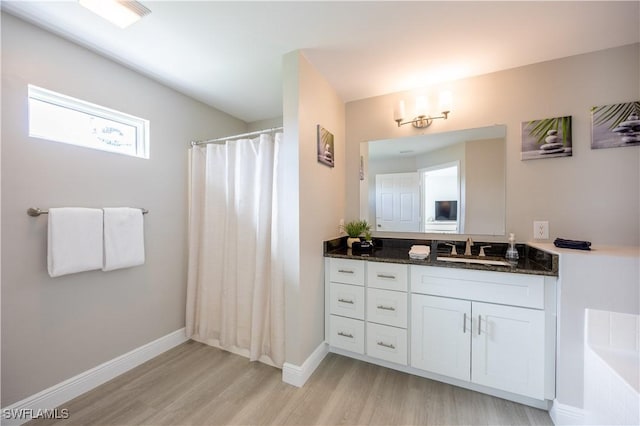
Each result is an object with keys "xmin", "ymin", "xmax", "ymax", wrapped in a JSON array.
[
  {"xmin": 478, "ymin": 315, "xmax": 482, "ymax": 335},
  {"xmin": 338, "ymin": 298, "xmax": 354, "ymax": 304},
  {"xmin": 377, "ymin": 305, "xmax": 395, "ymax": 311},
  {"xmin": 338, "ymin": 269, "xmax": 354, "ymax": 274},
  {"xmin": 463, "ymin": 312, "xmax": 467, "ymax": 333},
  {"xmin": 377, "ymin": 274, "xmax": 396, "ymax": 279},
  {"xmin": 377, "ymin": 341, "xmax": 395, "ymax": 349},
  {"xmin": 338, "ymin": 331, "xmax": 354, "ymax": 339}
]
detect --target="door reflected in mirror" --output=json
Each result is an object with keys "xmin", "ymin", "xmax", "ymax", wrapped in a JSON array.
[{"xmin": 361, "ymin": 125, "xmax": 506, "ymax": 236}]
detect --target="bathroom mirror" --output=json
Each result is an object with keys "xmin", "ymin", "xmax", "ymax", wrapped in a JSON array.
[{"xmin": 360, "ymin": 125, "xmax": 506, "ymax": 235}]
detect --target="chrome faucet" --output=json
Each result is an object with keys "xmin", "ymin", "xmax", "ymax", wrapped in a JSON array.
[
  {"xmin": 464, "ymin": 237, "xmax": 474, "ymax": 256},
  {"xmin": 444, "ymin": 242, "xmax": 458, "ymax": 255}
]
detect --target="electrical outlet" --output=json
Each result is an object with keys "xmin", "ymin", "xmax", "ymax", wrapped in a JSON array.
[
  {"xmin": 339, "ymin": 218, "xmax": 344, "ymax": 234},
  {"xmin": 533, "ymin": 221, "xmax": 549, "ymax": 240}
]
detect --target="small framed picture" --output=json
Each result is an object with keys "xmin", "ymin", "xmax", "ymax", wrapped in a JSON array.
[
  {"xmin": 317, "ymin": 125, "xmax": 334, "ymax": 167},
  {"xmin": 591, "ymin": 101, "xmax": 640, "ymax": 149},
  {"xmin": 521, "ymin": 116, "xmax": 572, "ymax": 160}
]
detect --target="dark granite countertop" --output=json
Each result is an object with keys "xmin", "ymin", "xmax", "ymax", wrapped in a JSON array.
[{"xmin": 324, "ymin": 237, "xmax": 558, "ymax": 277}]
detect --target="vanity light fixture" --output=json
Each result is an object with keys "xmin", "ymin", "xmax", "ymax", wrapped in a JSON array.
[
  {"xmin": 79, "ymin": 0, "xmax": 151, "ymax": 29},
  {"xmin": 394, "ymin": 91, "xmax": 452, "ymax": 128}
]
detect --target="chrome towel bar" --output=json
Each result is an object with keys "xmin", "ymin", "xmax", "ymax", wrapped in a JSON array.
[{"xmin": 27, "ymin": 207, "xmax": 149, "ymax": 217}]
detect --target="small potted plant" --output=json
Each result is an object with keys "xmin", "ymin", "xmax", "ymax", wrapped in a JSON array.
[{"xmin": 343, "ymin": 220, "xmax": 371, "ymax": 248}]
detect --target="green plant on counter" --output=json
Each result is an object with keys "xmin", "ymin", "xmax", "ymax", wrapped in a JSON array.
[{"xmin": 343, "ymin": 220, "xmax": 371, "ymax": 238}]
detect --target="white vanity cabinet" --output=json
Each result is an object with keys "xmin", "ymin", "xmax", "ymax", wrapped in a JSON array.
[
  {"xmin": 327, "ymin": 259, "xmax": 366, "ymax": 354},
  {"xmin": 326, "ymin": 258, "xmax": 409, "ymax": 364},
  {"xmin": 325, "ymin": 256, "xmax": 557, "ymax": 407},
  {"xmin": 410, "ymin": 266, "xmax": 553, "ymax": 401},
  {"xmin": 365, "ymin": 261, "xmax": 408, "ymax": 365}
]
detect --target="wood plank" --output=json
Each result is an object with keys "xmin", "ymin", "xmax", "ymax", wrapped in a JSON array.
[{"xmin": 26, "ymin": 342, "xmax": 552, "ymax": 425}]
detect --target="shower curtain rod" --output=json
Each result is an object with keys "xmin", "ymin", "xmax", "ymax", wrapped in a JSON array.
[{"xmin": 190, "ymin": 126, "xmax": 283, "ymax": 147}]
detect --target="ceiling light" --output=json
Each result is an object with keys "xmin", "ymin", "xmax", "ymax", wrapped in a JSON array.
[
  {"xmin": 79, "ymin": 0, "xmax": 151, "ymax": 29},
  {"xmin": 394, "ymin": 91, "xmax": 452, "ymax": 128}
]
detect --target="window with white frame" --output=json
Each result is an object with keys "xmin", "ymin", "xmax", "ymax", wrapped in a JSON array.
[{"xmin": 28, "ymin": 85, "xmax": 149, "ymax": 159}]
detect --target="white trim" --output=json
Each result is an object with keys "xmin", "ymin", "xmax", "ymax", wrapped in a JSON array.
[
  {"xmin": 549, "ymin": 400, "xmax": 586, "ymax": 425},
  {"xmin": 1, "ymin": 328, "xmax": 188, "ymax": 426},
  {"xmin": 282, "ymin": 341, "xmax": 329, "ymax": 387}
]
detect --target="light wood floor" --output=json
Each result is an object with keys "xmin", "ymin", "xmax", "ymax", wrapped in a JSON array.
[{"xmin": 29, "ymin": 340, "xmax": 553, "ymax": 425}]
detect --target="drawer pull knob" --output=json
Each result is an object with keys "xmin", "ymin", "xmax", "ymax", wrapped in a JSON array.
[
  {"xmin": 377, "ymin": 305, "xmax": 396, "ymax": 311},
  {"xmin": 338, "ymin": 269, "xmax": 354, "ymax": 274},
  {"xmin": 338, "ymin": 331, "xmax": 354, "ymax": 339},
  {"xmin": 338, "ymin": 298, "xmax": 354, "ymax": 304},
  {"xmin": 377, "ymin": 341, "xmax": 395, "ymax": 349},
  {"xmin": 377, "ymin": 274, "xmax": 396, "ymax": 279}
]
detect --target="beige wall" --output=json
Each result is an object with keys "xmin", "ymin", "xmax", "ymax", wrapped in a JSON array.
[
  {"xmin": 247, "ymin": 116, "xmax": 283, "ymax": 133},
  {"xmin": 282, "ymin": 51, "xmax": 345, "ymax": 365},
  {"xmin": 346, "ymin": 43, "xmax": 640, "ymax": 246},
  {"xmin": 1, "ymin": 13, "xmax": 246, "ymax": 406},
  {"xmin": 464, "ymin": 138, "xmax": 505, "ymax": 235}
]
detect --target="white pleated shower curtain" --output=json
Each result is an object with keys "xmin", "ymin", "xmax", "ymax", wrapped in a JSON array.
[{"xmin": 186, "ymin": 133, "xmax": 285, "ymax": 367}]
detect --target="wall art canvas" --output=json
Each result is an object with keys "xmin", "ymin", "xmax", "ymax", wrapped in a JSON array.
[
  {"xmin": 317, "ymin": 125, "xmax": 335, "ymax": 167},
  {"xmin": 521, "ymin": 116, "xmax": 572, "ymax": 160},
  {"xmin": 591, "ymin": 101, "xmax": 640, "ymax": 149}
]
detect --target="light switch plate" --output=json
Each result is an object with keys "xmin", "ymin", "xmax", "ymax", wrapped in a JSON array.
[{"xmin": 533, "ymin": 221, "xmax": 549, "ymax": 240}]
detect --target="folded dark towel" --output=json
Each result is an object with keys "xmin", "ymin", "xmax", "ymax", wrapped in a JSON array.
[{"xmin": 554, "ymin": 238, "xmax": 592, "ymax": 250}]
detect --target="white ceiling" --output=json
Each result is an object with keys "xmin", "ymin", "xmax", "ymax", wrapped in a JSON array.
[{"xmin": 2, "ymin": 1, "xmax": 639, "ymax": 123}]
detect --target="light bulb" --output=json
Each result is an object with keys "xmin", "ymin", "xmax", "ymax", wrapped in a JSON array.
[
  {"xmin": 439, "ymin": 91, "xmax": 453, "ymax": 113},
  {"xmin": 393, "ymin": 100, "xmax": 405, "ymax": 122},
  {"xmin": 415, "ymin": 96, "xmax": 428, "ymax": 117}
]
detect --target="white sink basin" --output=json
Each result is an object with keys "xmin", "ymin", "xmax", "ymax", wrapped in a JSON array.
[{"xmin": 436, "ymin": 256, "xmax": 512, "ymax": 267}]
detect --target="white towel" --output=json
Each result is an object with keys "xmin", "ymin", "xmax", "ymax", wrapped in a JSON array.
[
  {"xmin": 103, "ymin": 207, "xmax": 145, "ymax": 271},
  {"xmin": 48, "ymin": 207, "xmax": 104, "ymax": 277},
  {"xmin": 409, "ymin": 245, "xmax": 430, "ymax": 260},
  {"xmin": 410, "ymin": 245, "xmax": 430, "ymax": 254}
]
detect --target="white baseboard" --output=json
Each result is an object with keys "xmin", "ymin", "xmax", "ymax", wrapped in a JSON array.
[
  {"xmin": 282, "ymin": 341, "xmax": 328, "ymax": 388},
  {"xmin": 549, "ymin": 400, "xmax": 586, "ymax": 425},
  {"xmin": 1, "ymin": 328, "xmax": 188, "ymax": 426}
]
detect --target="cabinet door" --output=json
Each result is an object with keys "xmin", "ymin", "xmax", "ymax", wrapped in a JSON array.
[
  {"xmin": 329, "ymin": 315, "xmax": 365, "ymax": 355},
  {"xmin": 471, "ymin": 302, "xmax": 545, "ymax": 399},
  {"xmin": 330, "ymin": 283, "xmax": 365, "ymax": 320},
  {"xmin": 367, "ymin": 261, "xmax": 408, "ymax": 292},
  {"xmin": 411, "ymin": 294, "xmax": 471, "ymax": 381},
  {"xmin": 366, "ymin": 322, "xmax": 408, "ymax": 365},
  {"xmin": 329, "ymin": 258, "xmax": 365, "ymax": 286},
  {"xmin": 367, "ymin": 288, "xmax": 408, "ymax": 328}
]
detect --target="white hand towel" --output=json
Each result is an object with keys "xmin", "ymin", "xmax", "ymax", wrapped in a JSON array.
[
  {"xmin": 103, "ymin": 207, "xmax": 145, "ymax": 271},
  {"xmin": 409, "ymin": 245, "xmax": 430, "ymax": 260},
  {"xmin": 48, "ymin": 207, "xmax": 104, "ymax": 277},
  {"xmin": 409, "ymin": 245, "xmax": 430, "ymax": 254}
]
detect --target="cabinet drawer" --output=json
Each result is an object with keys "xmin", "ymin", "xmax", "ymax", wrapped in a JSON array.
[
  {"xmin": 367, "ymin": 262, "xmax": 408, "ymax": 291},
  {"xmin": 330, "ymin": 283, "xmax": 365, "ymax": 320},
  {"xmin": 366, "ymin": 288, "xmax": 408, "ymax": 328},
  {"xmin": 330, "ymin": 258, "xmax": 365, "ymax": 286},
  {"xmin": 329, "ymin": 315, "xmax": 365, "ymax": 354},
  {"xmin": 366, "ymin": 322, "xmax": 407, "ymax": 365},
  {"xmin": 411, "ymin": 266, "xmax": 545, "ymax": 309}
]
